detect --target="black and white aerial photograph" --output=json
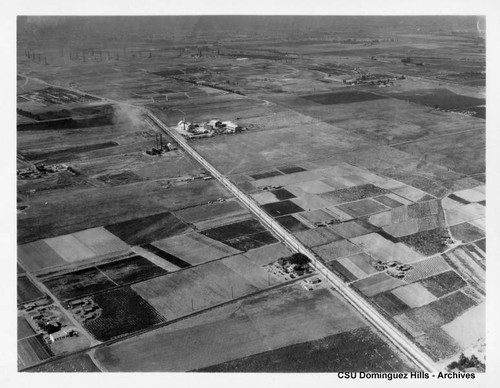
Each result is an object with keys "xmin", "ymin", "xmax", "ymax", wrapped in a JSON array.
[{"xmin": 5, "ymin": 0, "xmax": 499, "ymax": 385}]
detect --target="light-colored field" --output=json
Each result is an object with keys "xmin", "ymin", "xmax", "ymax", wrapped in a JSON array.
[
  {"xmin": 243, "ymin": 243, "xmax": 292, "ymax": 266},
  {"xmin": 403, "ymin": 256, "xmax": 451, "ymax": 283},
  {"xmin": 72, "ymin": 227, "xmax": 129, "ymax": 256},
  {"xmin": 391, "ymin": 283, "xmax": 437, "ymax": 308},
  {"xmin": 253, "ymin": 170, "xmax": 322, "ymax": 188},
  {"xmin": 313, "ymin": 239, "xmax": 363, "ymax": 262},
  {"xmin": 18, "ymin": 240, "xmax": 65, "ymax": 272},
  {"xmin": 132, "ymin": 255, "xmax": 272, "ymax": 320},
  {"xmin": 294, "ymin": 227, "xmax": 343, "ymax": 247},
  {"xmin": 349, "ymin": 233, "xmax": 422, "ymax": 264},
  {"xmin": 251, "ymin": 191, "xmax": 279, "ymax": 205},
  {"xmin": 325, "ymin": 206, "xmax": 354, "ymax": 221},
  {"xmin": 290, "ymin": 193, "xmax": 331, "ymax": 211},
  {"xmin": 174, "ymin": 199, "xmax": 248, "ymax": 223},
  {"xmin": 286, "ymin": 180, "xmax": 335, "ymax": 195},
  {"xmin": 153, "ymin": 232, "xmax": 240, "ymax": 265},
  {"xmin": 337, "ymin": 199, "xmax": 389, "ymax": 218},
  {"xmin": 44, "ymin": 234, "xmax": 96, "ymax": 263},
  {"xmin": 337, "ymin": 257, "xmax": 367, "ymax": 279},
  {"xmin": 296, "ymin": 209, "xmax": 336, "ymax": 225},
  {"xmin": 383, "ymin": 220, "xmax": 419, "ymax": 238},
  {"xmin": 453, "ymin": 188, "xmax": 485, "ymax": 203},
  {"xmin": 340, "ymin": 253, "xmax": 379, "ymax": 278},
  {"xmin": 352, "ymin": 272, "xmax": 406, "ymax": 297},
  {"xmin": 95, "ymin": 283, "xmax": 367, "ymax": 372},
  {"xmin": 443, "ymin": 201, "xmax": 485, "ymax": 226},
  {"xmin": 391, "ymin": 185, "xmax": 429, "ymax": 202},
  {"xmin": 442, "ymin": 302, "xmax": 485, "ymax": 348}
]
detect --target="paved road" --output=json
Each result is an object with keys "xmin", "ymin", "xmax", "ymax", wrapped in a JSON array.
[{"xmin": 148, "ymin": 111, "xmax": 440, "ymax": 373}]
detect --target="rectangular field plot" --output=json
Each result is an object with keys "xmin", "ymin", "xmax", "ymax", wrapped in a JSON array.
[
  {"xmin": 95, "ymin": 284, "xmax": 369, "ymax": 372},
  {"xmin": 44, "ymin": 234, "xmax": 97, "ymax": 263},
  {"xmin": 290, "ymin": 194, "xmax": 331, "ymax": 211},
  {"xmin": 391, "ymin": 283, "xmax": 437, "ymax": 308},
  {"xmin": 296, "ymin": 209, "xmax": 340, "ymax": 225},
  {"xmin": 398, "ymin": 228, "xmax": 450, "ymax": 256},
  {"xmin": 338, "ymin": 253, "xmax": 379, "ymax": 278},
  {"xmin": 18, "ymin": 334, "xmax": 53, "ymax": 369},
  {"xmin": 418, "ymin": 270, "xmax": 467, "ymax": 298},
  {"xmin": 328, "ymin": 220, "xmax": 376, "ymax": 239},
  {"xmin": 371, "ymin": 292, "xmax": 411, "ymax": 317},
  {"xmin": 302, "ymin": 91, "xmax": 386, "ymax": 105},
  {"xmin": 415, "ymin": 328, "xmax": 462, "ymax": 362},
  {"xmin": 286, "ymin": 180, "xmax": 335, "ymax": 195},
  {"xmin": 337, "ymin": 199, "xmax": 389, "ymax": 218},
  {"xmin": 319, "ymin": 184, "xmax": 389, "ymax": 204},
  {"xmin": 243, "ymin": 243, "xmax": 293, "ymax": 266},
  {"xmin": 349, "ymin": 233, "xmax": 422, "ymax": 264},
  {"xmin": 200, "ymin": 218, "xmax": 265, "ymax": 241},
  {"xmin": 153, "ymin": 233, "xmax": 240, "ymax": 266},
  {"xmin": 105, "ymin": 211, "xmax": 189, "ymax": 245},
  {"xmin": 84, "ymin": 287, "xmax": 165, "ymax": 342},
  {"xmin": 313, "ymin": 239, "xmax": 363, "ymax": 262},
  {"xmin": 96, "ymin": 256, "xmax": 167, "ymax": 285},
  {"xmin": 351, "ymin": 272, "xmax": 405, "ymax": 297},
  {"xmin": 223, "ymin": 231, "xmax": 278, "ymax": 251},
  {"xmin": 41, "ymin": 267, "xmax": 115, "ymax": 302},
  {"xmin": 174, "ymin": 200, "xmax": 247, "ymax": 223},
  {"xmin": 294, "ymin": 227, "xmax": 343, "ymax": 248},
  {"xmin": 449, "ymin": 222, "xmax": 485, "ymax": 243},
  {"xmin": 274, "ymin": 215, "xmax": 309, "ymax": 233},
  {"xmin": 18, "ymin": 276, "xmax": 44, "ymax": 304},
  {"xmin": 132, "ymin": 257, "xmax": 274, "ymax": 320},
  {"xmin": 403, "ymin": 256, "xmax": 451, "ymax": 283},
  {"xmin": 442, "ymin": 302, "xmax": 485, "ymax": 349},
  {"xmin": 261, "ymin": 200, "xmax": 304, "ymax": 217},
  {"xmin": 18, "ymin": 241, "xmax": 66, "ymax": 272},
  {"xmin": 277, "ymin": 166, "xmax": 307, "ymax": 175},
  {"xmin": 394, "ymin": 291, "xmax": 477, "ymax": 334},
  {"xmin": 72, "ymin": 227, "xmax": 130, "ymax": 256}
]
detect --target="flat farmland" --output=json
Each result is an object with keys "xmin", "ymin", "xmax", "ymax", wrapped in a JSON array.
[
  {"xmin": 18, "ymin": 276, "xmax": 45, "ymax": 304},
  {"xmin": 336, "ymin": 199, "xmax": 389, "ymax": 218},
  {"xmin": 349, "ymin": 233, "xmax": 422, "ymax": 264},
  {"xmin": 44, "ymin": 234, "xmax": 98, "ymax": 263},
  {"xmin": 302, "ymin": 90, "xmax": 387, "ymax": 105},
  {"xmin": 418, "ymin": 270, "xmax": 467, "ymax": 298},
  {"xmin": 29, "ymin": 353, "xmax": 101, "ymax": 372},
  {"xmin": 18, "ymin": 240, "xmax": 66, "ymax": 272},
  {"xmin": 242, "ymin": 243, "xmax": 293, "ymax": 266},
  {"xmin": 352, "ymin": 272, "xmax": 405, "ymax": 297},
  {"xmin": 390, "ymin": 283, "xmax": 437, "ymax": 308},
  {"xmin": 153, "ymin": 232, "xmax": 241, "ymax": 265},
  {"xmin": 313, "ymin": 239, "xmax": 363, "ymax": 262},
  {"xmin": 72, "ymin": 227, "xmax": 130, "ymax": 256},
  {"xmin": 18, "ymin": 335, "xmax": 53, "ymax": 369},
  {"xmin": 95, "ymin": 283, "xmax": 370, "ymax": 372},
  {"xmin": 442, "ymin": 302, "xmax": 485, "ymax": 349},
  {"xmin": 96, "ymin": 256, "xmax": 167, "ymax": 285},
  {"xmin": 18, "ymin": 317, "xmax": 35, "ymax": 340},
  {"xmin": 192, "ymin": 121, "xmax": 375, "ymax": 175},
  {"xmin": 18, "ymin": 178, "xmax": 229, "ymax": 244},
  {"xmin": 403, "ymin": 256, "xmax": 452, "ymax": 283},
  {"xmin": 294, "ymin": 227, "xmax": 343, "ymax": 248},
  {"xmin": 173, "ymin": 199, "xmax": 248, "ymax": 224},
  {"xmin": 84, "ymin": 287, "xmax": 165, "ymax": 341},
  {"xmin": 199, "ymin": 326, "xmax": 416, "ymax": 372},
  {"xmin": 41, "ymin": 267, "xmax": 115, "ymax": 302},
  {"xmin": 105, "ymin": 211, "xmax": 189, "ymax": 246}
]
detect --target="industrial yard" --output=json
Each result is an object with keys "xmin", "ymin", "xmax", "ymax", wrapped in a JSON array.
[{"xmin": 16, "ymin": 15, "xmax": 486, "ymax": 374}]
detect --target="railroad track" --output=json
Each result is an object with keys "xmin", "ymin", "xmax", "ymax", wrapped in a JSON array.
[{"xmin": 147, "ymin": 110, "xmax": 440, "ymax": 374}]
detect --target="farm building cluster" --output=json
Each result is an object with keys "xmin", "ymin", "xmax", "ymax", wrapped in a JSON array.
[{"xmin": 175, "ymin": 119, "xmax": 247, "ymax": 139}]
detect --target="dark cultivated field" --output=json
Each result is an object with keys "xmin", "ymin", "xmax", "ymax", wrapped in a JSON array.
[
  {"xmin": 224, "ymin": 231, "xmax": 278, "ymax": 251},
  {"xmin": 415, "ymin": 328, "xmax": 462, "ymax": 362},
  {"xmin": 201, "ymin": 218, "xmax": 265, "ymax": 241},
  {"xmin": 278, "ymin": 166, "xmax": 307, "ymax": 174},
  {"xmin": 84, "ymin": 287, "xmax": 164, "ymax": 341},
  {"xmin": 418, "ymin": 270, "xmax": 467, "ymax": 298},
  {"xmin": 18, "ymin": 276, "xmax": 45, "ymax": 304},
  {"xmin": 275, "ymin": 215, "xmax": 309, "ymax": 233},
  {"xmin": 328, "ymin": 260, "xmax": 357, "ymax": 282},
  {"xmin": 197, "ymin": 327, "xmax": 416, "ymax": 372},
  {"xmin": 96, "ymin": 256, "xmax": 168, "ymax": 285},
  {"xmin": 374, "ymin": 195, "xmax": 404, "ymax": 208},
  {"xmin": 261, "ymin": 200, "xmax": 304, "ymax": 217},
  {"xmin": 42, "ymin": 267, "xmax": 115, "ymax": 302},
  {"xmin": 475, "ymin": 238, "xmax": 486, "ymax": 252},
  {"xmin": 141, "ymin": 244, "xmax": 191, "ymax": 268},
  {"xmin": 399, "ymin": 227, "xmax": 450, "ymax": 256},
  {"xmin": 250, "ymin": 170, "xmax": 284, "ymax": 180},
  {"xmin": 271, "ymin": 188, "xmax": 296, "ymax": 201},
  {"xmin": 302, "ymin": 91, "xmax": 386, "ymax": 105},
  {"xmin": 402, "ymin": 291, "xmax": 476, "ymax": 332},
  {"xmin": 372, "ymin": 292, "xmax": 411, "ymax": 316},
  {"xmin": 320, "ymin": 184, "xmax": 389, "ymax": 204},
  {"xmin": 391, "ymin": 89, "xmax": 484, "ymax": 110},
  {"xmin": 105, "ymin": 211, "xmax": 189, "ymax": 245},
  {"xmin": 29, "ymin": 353, "xmax": 101, "ymax": 372},
  {"xmin": 18, "ymin": 334, "xmax": 54, "ymax": 369},
  {"xmin": 449, "ymin": 222, "xmax": 485, "ymax": 243},
  {"xmin": 447, "ymin": 194, "xmax": 470, "ymax": 205},
  {"xmin": 20, "ymin": 142, "xmax": 118, "ymax": 162}
]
